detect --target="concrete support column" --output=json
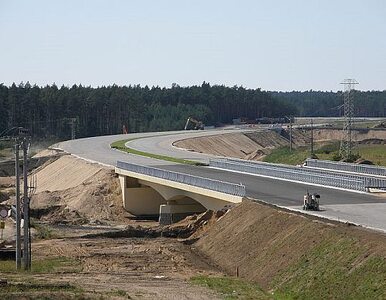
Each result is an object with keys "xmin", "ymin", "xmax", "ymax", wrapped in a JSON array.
[{"xmin": 159, "ymin": 201, "xmax": 206, "ymax": 225}]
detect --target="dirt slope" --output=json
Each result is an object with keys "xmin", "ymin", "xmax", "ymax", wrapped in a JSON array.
[
  {"xmin": 34, "ymin": 155, "xmax": 103, "ymax": 193},
  {"xmin": 244, "ymin": 131, "xmax": 289, "ymax": 148},
  {"xmin": 175, "ymin": 128, "xmax": 386, "ymax": 162},
  {"xmin": 194, "ymin": 200, "xmax": 386, "ymax": 299},
  {"xmin": 174, "ymin": 130, "xmax": 309, "ymax": 161},
  {"xmin": 174, "ymin": 132, "xmax": 265, "ymax": 159},
  {"xmin": 30, "ymin": 155, "xmax": 129, "ymax": 224}
]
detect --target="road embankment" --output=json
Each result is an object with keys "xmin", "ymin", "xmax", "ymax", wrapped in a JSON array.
[{"xmin": 194, "ymin": 199, "xmax": 386, "ymax": 299}]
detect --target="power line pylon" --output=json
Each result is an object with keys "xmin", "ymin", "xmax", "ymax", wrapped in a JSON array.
[{"xmin": 339, "ymin": 79, "xmax": 359, "ymax": 160}]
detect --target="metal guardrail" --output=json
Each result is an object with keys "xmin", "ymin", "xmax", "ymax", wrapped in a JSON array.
[
  {"xmin": 210, "ymin": 158, "xmax": 386, "ymax": 192},
  {"xmin": 116, "ymin": 161, "xmax": 246, "ymax": 197},
  {"xmin": 306, "ymin": 159, "xmax": 386, "ymax": 177}
]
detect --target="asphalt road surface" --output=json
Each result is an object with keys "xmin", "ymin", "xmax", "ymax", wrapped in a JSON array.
[{"xmin": 58, "ymin": 130, "xmax": 386, "ymax": 233}]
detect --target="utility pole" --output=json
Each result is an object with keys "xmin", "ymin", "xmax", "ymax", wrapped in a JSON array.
[
  {"xmin": 289, "ymin": 118, "xmax": 293, "ymax": 152},
  {"xmin": 285, "ymin": 116, "xmax": 293, "ymax": 151},
  {"xmin": 310, "ymin": 118, "xmax": 314, "ymax": 158},
  {"xmin": 15, "ymin": 143, "xmax": 21, "ymax": 270},
  {"xmin": 1, "ymin": 127, "xmax": 31, "ymax": 271},
  {"xmin": 68, "ymin": 118, "xmax": 77, "ymax": 140},
  {"xmin": 22, "ymin": 139, "xmax": 30, "ymax": 270}
]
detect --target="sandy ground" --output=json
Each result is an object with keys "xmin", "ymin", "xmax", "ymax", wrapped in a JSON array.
[
  {"xmin": 174, "ymin": 132, "xmax": 265, "ymax": 159},
  {"xmin": 1, "ymin": 153, "xmax": 225, "ymax": 299},
  {"xmin": 2, "ymin": 227, "xmax": 223, "ymax": 299},
  {"xmin": 34, "ymin": 155, "xmax": 103, "ymax": 193}
]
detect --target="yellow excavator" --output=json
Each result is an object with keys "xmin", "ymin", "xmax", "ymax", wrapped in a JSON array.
[{"xmin": 184, "ymin": 117, "xmax": 204, "ymax": 130}]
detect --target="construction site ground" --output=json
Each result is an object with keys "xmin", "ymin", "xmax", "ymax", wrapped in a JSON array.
[
  {"xmin": 173, "ymin": 128, "xmax": 386, "ymax": 161},
  {"xmin": 0, "ymin": 154, "xmax": 226, "ymax": 299},
  {"xmin": 2, "ymin": 128, "xmax": 386, "ymax": 299}
]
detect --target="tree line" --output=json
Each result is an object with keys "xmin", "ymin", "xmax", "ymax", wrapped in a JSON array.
[
  {"xmin": 0, "ymin": 82, "xmax": 296, "ymax": 140},
  {"xmin": 271, "ymin": 90, "xmax": 386, "ymax": 117},
  {"xmin": 1, "ymin": 82, "xmax": 385, "ymax": 140}
]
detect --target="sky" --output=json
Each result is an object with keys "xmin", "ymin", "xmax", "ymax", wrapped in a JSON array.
[{"xmin": 0, "ymin": 0, "xmax": 385, "ymax": 91}]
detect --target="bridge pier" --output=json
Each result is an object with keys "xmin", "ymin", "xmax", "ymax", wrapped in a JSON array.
[{"xmin": 159, "ymin": 200, "xmax": 206, "ymax": 225}]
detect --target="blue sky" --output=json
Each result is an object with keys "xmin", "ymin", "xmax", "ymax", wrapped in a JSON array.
[{"xmin": 0, "ymin": 0, "xmax": 385, "ymax": 91}]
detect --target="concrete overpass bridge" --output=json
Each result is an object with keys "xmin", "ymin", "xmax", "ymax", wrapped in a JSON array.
[
  {"xmin": 57, "ymin": 129, "xmax": 386, "ymax": 233},
  {"xmin": 115, "ymin": 161, "xmax": 245, "ymax": 224}
]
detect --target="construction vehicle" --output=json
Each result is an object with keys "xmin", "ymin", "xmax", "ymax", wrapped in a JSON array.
[
  {"xmin": 303, "ymin": 192, "xmax": 320, "ymax": 211},
  {"xmin": 184, "ymin": 117, "xmax": 204, "ymax": 130}
]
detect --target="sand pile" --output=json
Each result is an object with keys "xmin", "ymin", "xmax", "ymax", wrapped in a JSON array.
[
  {"xmin": 30, "ymin": 155, "xmax": 129, "ymax": 225},
  {"xmin": 34, "ymin": 155, "xmax": 103, "ymax": 193},
  {"xmin": 174, "ymin": 132, "xmax": 265, "ymax": 159}
]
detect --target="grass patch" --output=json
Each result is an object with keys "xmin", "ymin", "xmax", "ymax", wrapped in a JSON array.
[
  {"xmin": 111, "ymin": 138, "xmax": 207, "ymax": 166},
  {"xmin": 263, "ymin": 142, "xmax": 386, "ymax": 167},
  {"xmin": 0, "ymin": 257, "xmax": 80, "ymax": 273},
  {"xmin": 0, "ymin": 148, "xmax": 13, "ymax": 159},
  {"xmin": 263, "ymin": 146, "xmax": 310, "ymax": 165},
  {"xmin": 273, "ymin": 237, "xmax": 386, "ymax": 300},
  {"xmin": 191, "ymin": 275, "xmax": 271, "ymax": 299},
  {"xmin": 30, "ymin": 221, "xmax": 59, "ymax": 240},
  {"xmin": 357, "ymin": 144, "xmax": 386, "ymax": 166},
  {"xmin": 1, "ymin": 282, "xmax": 91, "ymax": 300}
]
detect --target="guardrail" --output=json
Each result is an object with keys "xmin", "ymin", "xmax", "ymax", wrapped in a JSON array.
[
  {"xmin": 305, "ymin": 159, "xmax": 386, "ymax": 177},
  {"xmin": 210, "ymin": 158, "xmax": 386, "ymax": 192},
  {"xmin": 116, "ymin": 161, "xmax": 246, "ymax": 197}
]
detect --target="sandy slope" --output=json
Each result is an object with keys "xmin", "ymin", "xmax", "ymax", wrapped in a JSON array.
[{"xmin": 34, "ymin": 155, "xmax": 103, "ymax": 193}]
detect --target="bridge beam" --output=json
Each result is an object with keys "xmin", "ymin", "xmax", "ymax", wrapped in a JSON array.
[{"xmin": 116, "ymin": 167, "xmax": 244, "ymax": 221}]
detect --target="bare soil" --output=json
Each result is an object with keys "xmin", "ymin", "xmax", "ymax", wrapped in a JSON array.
[
  {"xmin": 174, "ymin": 128, "xmax": 386, "ymax": 161},
  {"xmin": 1, "ymin": 154, "xmax": 226, "ymax": 299},
  {"xmin": 194, "ymin": 199, "xmax": 386, "ymax": 296},
  {"xmin": 11, "ymin": 231, "xmax": 223, "ymax": 299},
  {"xmin": 174, "ymin": 132, "xmax": 266, "ymax": 159}
]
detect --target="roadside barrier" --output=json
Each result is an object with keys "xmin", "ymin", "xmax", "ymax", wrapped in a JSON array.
[
  {"xmin": 116, "ymin": 161, "xmax": 246, "ymax": 197},
  {"xmin": 306, "ymin": 159, "xmax": 386, "ymax": 177},
  {"xmin": 210, "ymin": 158, "xmax": 386, "ymax": 192}
]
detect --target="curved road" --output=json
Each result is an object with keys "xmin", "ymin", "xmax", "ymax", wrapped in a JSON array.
[{"xmin": 58, "ymin": 130, "xmax": 386, "ymax": 233}]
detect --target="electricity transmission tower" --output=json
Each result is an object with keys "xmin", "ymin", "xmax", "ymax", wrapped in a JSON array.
[{"xmin": 339, "ymin": 79, "xmax": 359, "ymax": 160}]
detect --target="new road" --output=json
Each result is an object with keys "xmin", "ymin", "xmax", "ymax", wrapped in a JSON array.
[{"xmin": 57, "ymin": 129, "xmax": 386, "ymax": 233}]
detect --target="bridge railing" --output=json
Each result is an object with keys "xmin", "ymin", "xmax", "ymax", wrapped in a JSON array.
[
  {"xmin": 305, "ymin": 159, "xmax": 386, "ymax": 177},
  {"xmin": 116, "ymin": 161, "xmax": 246, "ymax": 197},
  {"xmin": 209, "ymin": 158, "xmax": 373, "ymax": 192}
]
